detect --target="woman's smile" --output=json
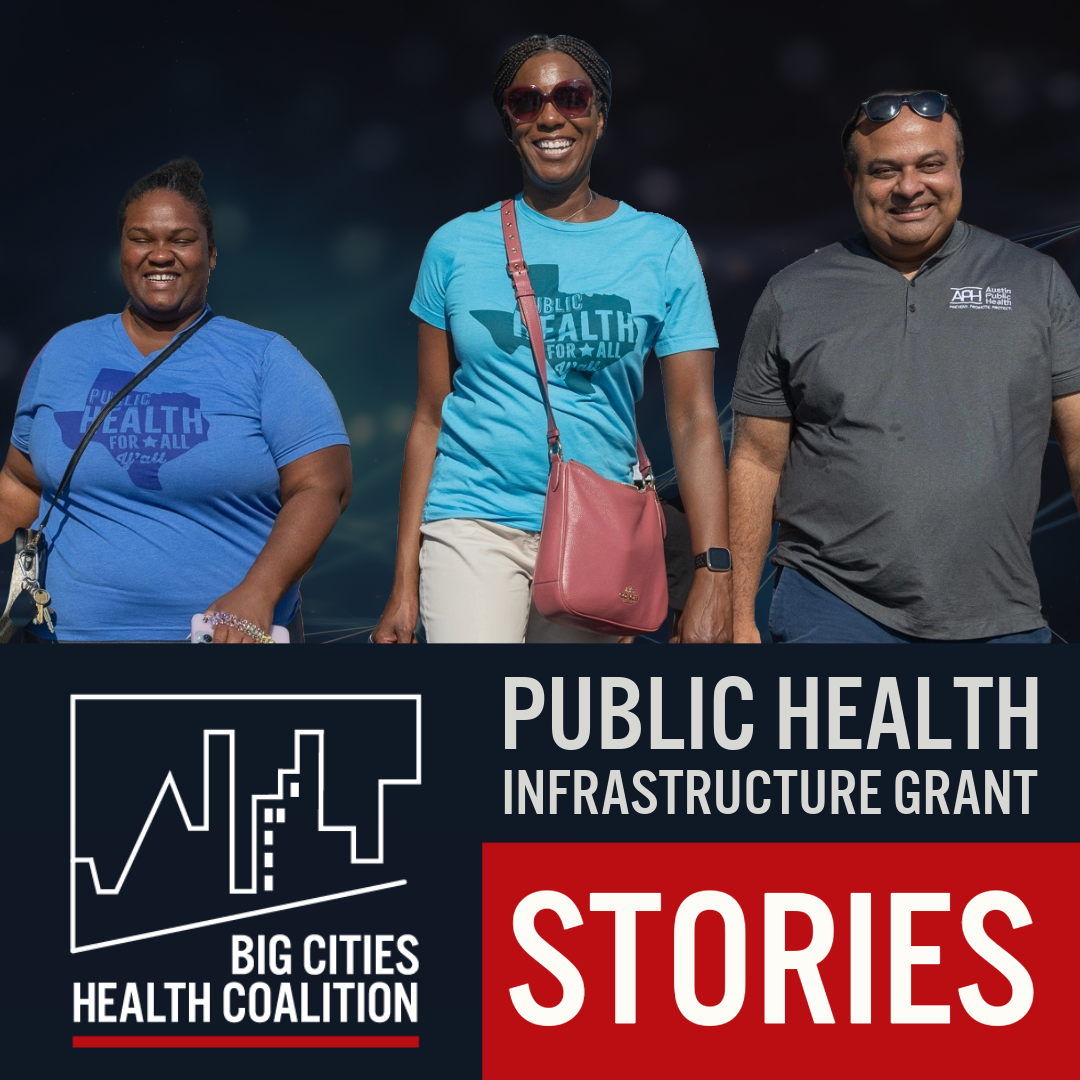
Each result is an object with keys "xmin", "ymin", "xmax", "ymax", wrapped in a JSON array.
[
  {"xmin": 120, "ymin": 189, "xmax": 216, "ymax": 332},
  {"xmin": 533, "ymin": 137, "xmax": 575, "ymax": 156},
  {"xmin": 510, "ymin": 52, "xmax": 602, "ymax": 197}
]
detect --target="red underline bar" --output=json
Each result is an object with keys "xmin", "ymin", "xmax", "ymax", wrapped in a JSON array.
[{"xmin": 73, "ymin": 1035, "xmax": 419, "ymax": 1048}]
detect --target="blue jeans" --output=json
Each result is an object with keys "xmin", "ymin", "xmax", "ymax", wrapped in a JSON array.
[{"xmin": 769, "ymin": 567, "xmax": 1051, "ymax": 644}]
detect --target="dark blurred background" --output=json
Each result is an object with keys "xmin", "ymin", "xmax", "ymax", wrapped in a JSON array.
[{"xmin": 2, "ymin": 4, "xmax": 1077, "ymax": 641}]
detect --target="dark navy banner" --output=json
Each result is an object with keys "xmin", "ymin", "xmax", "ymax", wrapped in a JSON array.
[{"xmin": 6, "ymin": 646, "xmax": 1076, "ymax": 1078}]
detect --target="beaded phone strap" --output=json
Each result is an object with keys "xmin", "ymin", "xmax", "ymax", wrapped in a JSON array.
[{"xmin": 204, "ymin": 611, "xmax": 276, "ymax": 644}]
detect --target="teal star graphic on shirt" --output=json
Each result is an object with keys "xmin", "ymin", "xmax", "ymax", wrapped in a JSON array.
[{"xmin": 471, "ymin": 264, "xmax": 647, "ymax": 394}]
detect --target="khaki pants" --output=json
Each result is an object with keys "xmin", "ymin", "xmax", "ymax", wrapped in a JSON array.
[{"xmin": 418, "ymin": 518, "xmax": 616, "ymax": 644}]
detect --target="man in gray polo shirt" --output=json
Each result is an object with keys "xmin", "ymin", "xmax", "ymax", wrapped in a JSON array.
[{"xmin": 729, "ymin": 91, "xmax": 1080, "ymax": 643}]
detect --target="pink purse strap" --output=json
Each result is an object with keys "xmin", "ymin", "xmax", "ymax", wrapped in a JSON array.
[{"xmin": 499, "ymin": 197, "xmax": 652, "ymax": 479}]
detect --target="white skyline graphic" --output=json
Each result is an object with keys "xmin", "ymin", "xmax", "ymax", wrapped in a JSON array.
[{"xmin": 70, "ymin": 695, "xmax": 421, "ymax": 953}]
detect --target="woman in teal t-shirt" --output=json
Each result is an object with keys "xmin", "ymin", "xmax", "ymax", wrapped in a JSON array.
[{"xmin": 372, "ymin": 34, "xmax": 732, "ymax": 644}]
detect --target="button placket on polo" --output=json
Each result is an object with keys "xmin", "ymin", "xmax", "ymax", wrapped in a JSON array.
[
  {"xmin": 905, "ymin": 248, "xmax": 947, "ymax": 335},
  {"xmin": 904, "ymin": 275, "xmax": 921, "ymax": 334}
]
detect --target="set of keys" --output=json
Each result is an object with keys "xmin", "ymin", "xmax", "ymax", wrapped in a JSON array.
[
  {"xmin": 31, "ymin": 587, "xmax": 54, "ymax": 633},
  {"xmin": 15, "ymin": 536, "xmax": 54, "ymax": 633}
]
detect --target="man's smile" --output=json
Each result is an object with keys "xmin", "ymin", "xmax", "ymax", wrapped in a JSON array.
[{"xmin": 888, "ymin": 203, "xmax": 936, "ymax": 220}]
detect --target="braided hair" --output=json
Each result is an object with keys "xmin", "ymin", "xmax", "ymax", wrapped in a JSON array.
[
  {"xmin": 118, "ymin": 158, "xmax": 215, "ymax": 246},
  {"xmin": 492, "ymin": 34, "xmax": 612, "ymax": 140}
]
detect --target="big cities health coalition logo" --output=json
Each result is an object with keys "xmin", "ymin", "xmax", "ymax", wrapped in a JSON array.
[{"xmin": 70, "ymin": 695, "xmax": 420, "ymax": 953}]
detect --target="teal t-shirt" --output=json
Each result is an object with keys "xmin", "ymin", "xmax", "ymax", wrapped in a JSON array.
[{"xmin": 410, "ymin": 195, "xmax": 718, "ymax": 532}]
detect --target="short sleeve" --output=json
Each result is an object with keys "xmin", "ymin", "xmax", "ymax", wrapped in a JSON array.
[
  {"xmin": 259, "ymin": 337, "xmax": 349, "ymax": 468},
  {"xmin": 11, "ymin": 348, "xmax": 46, "ymax": 452},
  {"xmin": 655, "ymin": 231, "xmax": 719, "ymax": 357},
  {"xmin": 1049, "ymin": 260, "xmax": 1080, "ymax": 398},
  {"xmin": 730, "ymin": 283, "xmax": 793, "ymax": 417},
  {"xmin": 409, "ymin": 224, "xmax": 457, "ymax": 330}
]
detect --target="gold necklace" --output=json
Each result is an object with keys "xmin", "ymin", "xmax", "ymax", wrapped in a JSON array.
[{"xmin": 559, "ymin": 189, "xmax": 594, "ymax": 223}]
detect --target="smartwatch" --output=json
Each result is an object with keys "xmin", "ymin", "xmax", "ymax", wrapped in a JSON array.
[{"xmin": 693, "ymin": 547, "xmax": 732, "ymax": 572}]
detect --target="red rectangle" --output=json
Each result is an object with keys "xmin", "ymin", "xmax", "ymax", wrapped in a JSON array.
[
  {"xmin": 72, "ymin": 1036, "xmax": 418, "ymax": 1048},
  {"xmin": 483, "ymin": 843, "xmax": 1075, "ymax": 1077}
]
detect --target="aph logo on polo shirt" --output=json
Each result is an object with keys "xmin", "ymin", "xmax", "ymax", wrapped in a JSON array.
[{"xmin": 949, "ymin": 286, "xmax": 1013, "ymax": 311}]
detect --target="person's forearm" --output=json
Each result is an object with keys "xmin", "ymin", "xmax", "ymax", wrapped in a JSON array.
[
  {"xmin": 240, "ymin": 486, "xmax": 348, "ymax": 602},
  {"xmin": 373, "ymin": 319, "xmax": 452, "ymax": 644},
  {"xmin": 1063, "ymin": 448, "xmax": 1080, "ymax": 517},
  {"xmin": 0, "ymin": 447, "xmax": 43, "ymax": 543},
  {"xmin": 666, "ymin": 403, "xmax": 733, "ymax": 643},
  {"xmin": 667, "ymin": 408, "xmax": 729, "ymax": 553},
  {"xmin": 1051, "ymin": 393, "xmax": 1080, "ymax": 517},
  {"xmin": 1057, "ymin": 432, "xmax": 1080, "ymax": 516},
  {"xmin": 389, "ymin": 416, "xmax": 442, "ymax": 594},
  {"xmin": 204, "ymin": 446, "xmax": 351, "ymax": 641},
  {"xmin": 728, "ymin": 454, "xmax": 781, "ymax": 639},
  {"xmin": 229, "ymin": 444, "xmax": 352, "ymax": 608}
]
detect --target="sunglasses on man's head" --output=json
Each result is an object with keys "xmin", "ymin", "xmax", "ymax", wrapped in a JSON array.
[
  {"xmin": 503, "ymin": 79, "xmax": 594, "ymax": 125},
  {"xmin": 861, "ymin": 91, "xmax": 950, "ymax": 124}
]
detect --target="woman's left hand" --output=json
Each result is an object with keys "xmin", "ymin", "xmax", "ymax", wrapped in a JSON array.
[
  {"xmin": 671, "ymin": 571, "xmax": 733, "ymax": 643},
  {"xmin": 204, "ymin": 584, "xmax": 278, "ymax": 644}
]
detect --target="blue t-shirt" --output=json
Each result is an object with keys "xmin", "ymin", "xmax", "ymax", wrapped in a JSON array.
[
  {"xmin": 12, "ymin": 310, "xmax": 349, "ymax": 640},
  {"xmin": 410, "ymin": 196, "xmax": 718, "ymax": 531}
]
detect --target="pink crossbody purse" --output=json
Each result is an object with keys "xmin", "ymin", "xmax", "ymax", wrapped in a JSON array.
[{"xmin": 500, "ymin": 198, "xmax": 668, "ymax": 637}]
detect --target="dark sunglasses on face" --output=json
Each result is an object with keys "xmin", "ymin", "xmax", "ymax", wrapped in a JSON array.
[
  {"xmin": 861, "ymin": 91, "xmax": 950, "ymax": 124},
  {"xmin": 503, "ymin": 79, "xmax": 594, "ymax": 124}
]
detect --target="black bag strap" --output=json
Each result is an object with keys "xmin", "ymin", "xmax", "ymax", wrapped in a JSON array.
[{"xmin": 35, "ymin": 309, "xmax": 215, "ymax": 537}]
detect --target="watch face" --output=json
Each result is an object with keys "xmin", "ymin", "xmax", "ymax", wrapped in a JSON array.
[{"xmin": 707, "ymin": 547, "xmax": 732, "ymax": 572}]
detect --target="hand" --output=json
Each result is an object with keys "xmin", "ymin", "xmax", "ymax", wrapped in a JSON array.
[
  {"xmin": 204, "ymin": 584, "xmax": 278, "ymax": 644},
  {"xmin": 671, "ymin": 572, "xmax": 733, "ymax": 644},
  {"xmin": 733, "ymin": 605, "xmax": 762, "ymax": 643},
  {"xmin": 371, "ymin": 590, "xmax": 420, "ymax": 643}
]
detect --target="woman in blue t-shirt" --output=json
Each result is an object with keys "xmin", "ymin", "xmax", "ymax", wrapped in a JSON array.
[
  {"xmin": 372, "ymin": 34, "xmax": 732, "ymax": 644},
  {"xmin": 0, "ymin": 159, "xmax": 351, "ymax": 642}
]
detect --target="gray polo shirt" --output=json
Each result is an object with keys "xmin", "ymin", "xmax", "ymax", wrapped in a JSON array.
[{"xmin": 732, "ymin": 221, "xmax": 1080, "ymax": 639}]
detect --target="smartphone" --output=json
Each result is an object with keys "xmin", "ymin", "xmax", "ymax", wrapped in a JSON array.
[{"xmin": 190, "ymin": 614, "xmax": 290, "ymax": 643}]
